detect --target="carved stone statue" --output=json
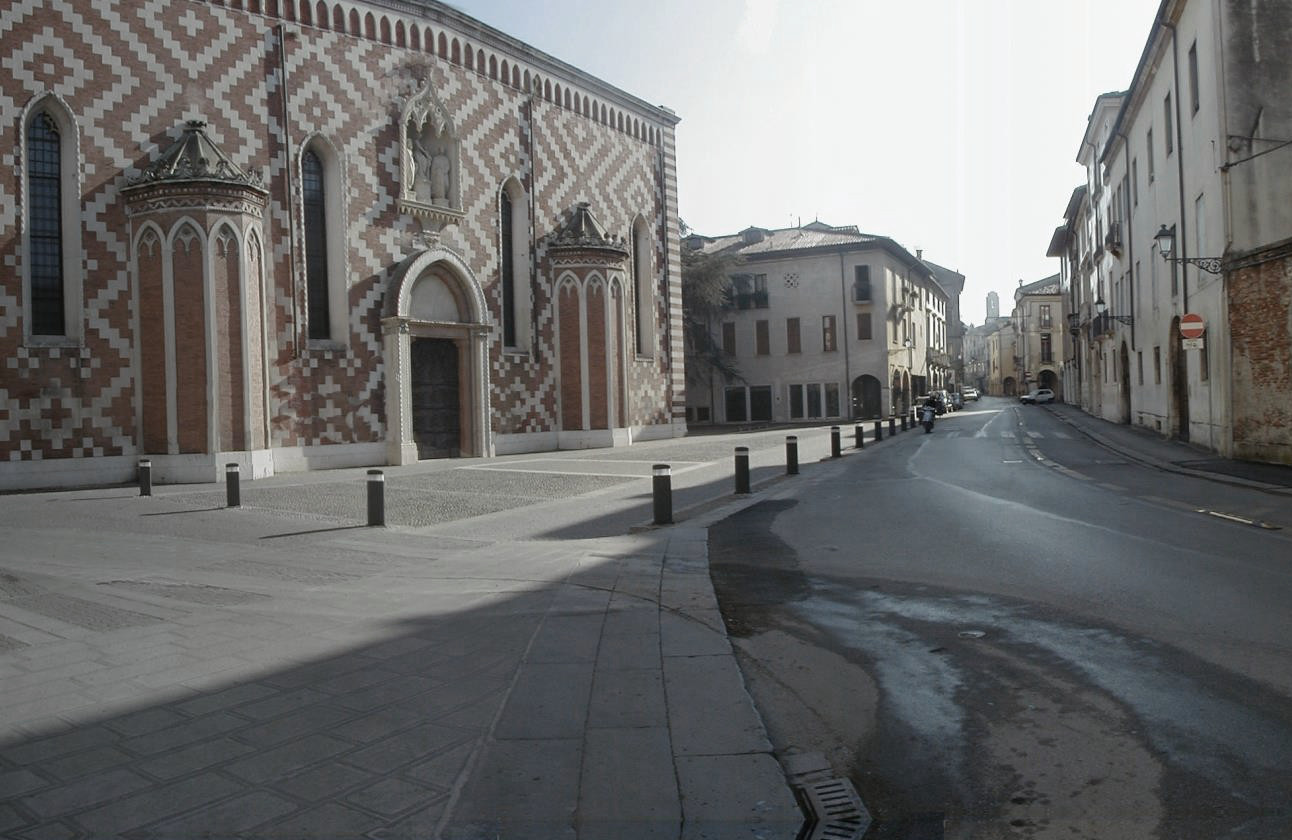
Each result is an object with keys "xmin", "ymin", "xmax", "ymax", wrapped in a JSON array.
[{"xmin": 430, "ymin": 151, "xmax": 450, "ymax": 204}]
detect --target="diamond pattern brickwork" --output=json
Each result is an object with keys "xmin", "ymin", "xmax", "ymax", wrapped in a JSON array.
[{"xmin": 0, "ymin": 0, "xmax": 681, "ymax": 470}]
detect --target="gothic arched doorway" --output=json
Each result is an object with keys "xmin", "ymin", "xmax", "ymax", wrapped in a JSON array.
[
  {"xmin": 383, "ymin": 248, "xmax": 492, "ymax": 464},
  {"xmin": 852, "ymin": 374, "xmax": 883, "ymax": 420}
]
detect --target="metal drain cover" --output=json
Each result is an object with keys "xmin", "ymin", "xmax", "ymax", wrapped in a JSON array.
[{"xmin": 797, "ymin": 777, "xmax": 870, "ymax": 839}]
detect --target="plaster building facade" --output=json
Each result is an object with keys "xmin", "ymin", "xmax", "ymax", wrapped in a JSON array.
[
  {"xmin": 683, "ymin": 223, "xmax": 954, "ymax": 425},
  {"xmin": 1052, "ymin": 0, "xmax": 1292, "ymax": 463},
  {"xmin": 924, "ymin": 260, "xmax": 965, "ymax": 390},
  {"xmin": 985, "ymin": 319, "xmax": 1019, "ymax": 397},
  {"xmin": 2, "ymin": 0, "xmax": 686, "ymax": 491},
  {"xmin": 1012, "ymin": 275, "xmax": 1064, "ymax": 399}
]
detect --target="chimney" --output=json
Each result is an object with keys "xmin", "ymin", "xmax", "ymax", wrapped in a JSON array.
[{"xmin": 916, "ymin": 249, "xmax": 923, "ymax": 261}]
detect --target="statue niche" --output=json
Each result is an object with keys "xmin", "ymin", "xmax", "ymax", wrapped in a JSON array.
[{"xmin": 399, "ymin": 79, "xmax": 462, "ymax": 228}]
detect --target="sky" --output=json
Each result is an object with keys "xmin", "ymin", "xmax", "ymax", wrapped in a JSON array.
[{"xmin": 449, "ymin": 0, "xmax": 1164, "ymax": 325}]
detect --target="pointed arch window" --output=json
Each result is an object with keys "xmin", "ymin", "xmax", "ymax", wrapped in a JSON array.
[
  {"xmin": 28, "ymin": 113, "xmax": 64, "ymax": 336},
  {"xmin": 632, "ymin": 217, "xmax": 655, "ymax": 356},
  {"xmin": 301, "ymin": 140, "xmax": 347, "ymax": 344},
  {"xmin": 500, "ymin": 189, "xmax": 516, "ymax": 346},
  {"xmin": 22, "ymin": 99, "xmax": 82, "ymax": 342},
  {"xmin": 302, "ymin": 149, "xmax": 330, "ymax": 340},
  {"xmin": 499, "ymin": 179, "xmax": 531, "ymax": 351}
]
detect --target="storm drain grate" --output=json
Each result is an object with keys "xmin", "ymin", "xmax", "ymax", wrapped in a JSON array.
[{"xmin": 797, "ymin": 777, "xmax": 870, "ymax": 840}]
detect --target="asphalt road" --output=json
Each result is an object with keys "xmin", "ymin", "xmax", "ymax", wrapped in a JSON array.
[{"xmin": 709, "ymin": 396, "xmax": 1292, "ymax": 840}]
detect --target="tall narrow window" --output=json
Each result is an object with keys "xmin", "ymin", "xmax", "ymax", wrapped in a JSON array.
[
  {"xmin": 755, "ymin": 319, "xmax": 769, "ymax": 356},
  {"xmin": 500, "ymin": 189, "xmax": 516, "ymax": 346},
  {"xmin": 722, "ymin": 322, "xmax": 736, "ymax": 356},
  {"xmin": 786, "ymin": 317, "xmax": 801, "ymax": 354},
  {"xmin": 1147, "ymin": 129, "xmax": 1155, "ymax": 182},
  {"xmin": 1041, "ymin": 333, "xmax": 1052, "ymax": 363},
  {"xmin": 500, "ymin": 180, "xmax": 532, "ymax": 350},
  {"xmin": 28, "ymin": 112, "xmax": 64, "ymax": 335},
  {"xmin": 856, "ymin": 312, "xmax": 872, "ymax": 340},
  {"xmin": 1188, "ymin": 42, "xmax": 1199, "ymax": 114},
  {"xmin": 633, "ymin": 218, "xmax": 654, "ymax": 355},
  {"xmin": 302, "ymin": 149, "xmax": 330, "ymax": 340},
  {"xmin": 822, "ymin": 315, "xmax": 836, "ymax": 352},
  {"xmin": 853, "ymin": 265, "xmax": 871, "ymax": 302},
  {"xmin": 1164, "ymin": 93, "xmax": 1174, "ymax": 155}
]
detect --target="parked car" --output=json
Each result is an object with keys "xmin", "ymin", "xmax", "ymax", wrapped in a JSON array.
[
  {"xmin": 961, "ymin": 387, "xmax": 979, "ymax": 401},
  {"xmin": 1020, "ymin": 388, "xmax": 1055, "ymax": 405},
  {"xmin": 949, "ymin": 392, "xmax": 964, "ymax": 410}
]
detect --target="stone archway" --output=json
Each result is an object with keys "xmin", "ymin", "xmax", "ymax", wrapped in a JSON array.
[
  {"xmin": 852, "ymin": 374, "xmax": 882, "ymax": 420},
  {"xmin": 383, "ymin": 246, "xmax": 492, "ymax": 464}
]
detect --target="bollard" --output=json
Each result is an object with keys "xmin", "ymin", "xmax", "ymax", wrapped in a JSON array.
[
  {"xmin": 786, "ymin": 436, "xmax": 799, "ymax": 475},
  {"xmin": 854, "ymin": 424, "xmax": 864, "ymax": 450},
  {"xmin": 734, "ymin": 446, "xmax": 751, "ymax": 494},
  {"xmin": 830, "ymin": 426, "xmax": 842, "ymax": 459},
  {"xmin": 367, "ymin": 469, "xmax": 385, "ymax": 526},
  {"xmin": 225, "ymin": 463, "xmax": 240, "ymax": 508},
  {"xmin": 889, "ymin": 417, "xmax": 897, "ymax": 437},
  {"xmin": 901, "ymin": 414, "xmax": 908, "ymax": 432},
  {"xmin": 652, "ymin": 464, "xmax": 673, "ymax": 525},
  {"xmin": 874, "ymin": 419, "xmax": 883, "ymax": 442},
  {"xmin": 910, "ymin": 409, "xmax": 917, "ymax": 428},
  {"xmin": 138, "ymin": 459, "xmax": 152, "ymax": 497}
]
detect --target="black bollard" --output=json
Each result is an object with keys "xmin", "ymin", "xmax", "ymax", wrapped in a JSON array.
[
  {"xmin": 901, "ymin": 414, "xmax": 908, "ymax": 432},
  {"xmin": 830, "ymin": 426, "xmax": 841, "ymax": 459},
  {"xmin": 652, "ymin": 464, "xmax": 673, "ymax": 525},
  {"xmin": 854, "ymin": 424, "xmax": 864, "ymax": 450},
  {"xmin": 367, "ymin": 469, "xmax": 385, "ymax": 526},
  {"xmin": 786, "ymin": 436, "xmax": 799, "ymax": 475},
  {"xmin": 734, "ymin": 447, "xmax": 751, "ymax": 494},
  {"xmin": 875, "ymin": 419, "xmax": 883, "ymax": 442},
  {"xmin": 138, "ymin": 459, "xmax": 152, "ymax": 497},
  {"xmin": 225, "ymin": 463, "xmax": 240, "ymax": 508},
  {"xmin": 889, "ymin": 417, "xmax": 897, "ymax": 437}
]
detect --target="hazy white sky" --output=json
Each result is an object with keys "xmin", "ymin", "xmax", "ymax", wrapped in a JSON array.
[{"xmin": 450, "ymin": 0, "xmax": 1164, "ymax": 324}]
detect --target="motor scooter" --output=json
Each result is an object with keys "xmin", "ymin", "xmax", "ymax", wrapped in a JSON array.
[{"xmin": 920, "ymin": 404, "xmax": 936, "ymax": 433}]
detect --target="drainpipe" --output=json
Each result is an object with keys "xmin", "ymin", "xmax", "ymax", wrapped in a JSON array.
[
  {"xmin": 1164, "ymin": 14, "xmax": 1190, "ymax": 313},
  {"xmin": 839, "ymin": 250, "xmax": 852, "ymax": 419}
]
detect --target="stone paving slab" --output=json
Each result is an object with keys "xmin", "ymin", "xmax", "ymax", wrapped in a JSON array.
[{"xmin": 0, "ymin": 428, "xmax": 862, "ymax": 837}]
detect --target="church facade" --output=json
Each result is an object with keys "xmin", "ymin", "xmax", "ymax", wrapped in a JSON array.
[{"xmin": 1, "ymin": 0, "xmax": 686, "ymax": 490}]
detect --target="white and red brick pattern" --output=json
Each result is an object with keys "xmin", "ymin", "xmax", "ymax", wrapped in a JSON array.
[{"xmin": 1, "ymin": 0, "xmax": 683, "ymax": 484}]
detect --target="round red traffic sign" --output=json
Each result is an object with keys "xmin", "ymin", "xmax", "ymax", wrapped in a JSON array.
[{"xmin": 1180, "ymin": 313, "xmax": 1205, "ymax": 339}]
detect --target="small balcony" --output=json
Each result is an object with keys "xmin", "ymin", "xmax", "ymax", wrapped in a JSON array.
[{"xmin": 1104, "ymin": 221, "xmax": 1123, "ymax": 255}]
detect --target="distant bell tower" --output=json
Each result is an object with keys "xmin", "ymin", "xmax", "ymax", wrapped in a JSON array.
[{"xmin": 986, "ymin": 291, "xmax": 1000, "ymax": 319}]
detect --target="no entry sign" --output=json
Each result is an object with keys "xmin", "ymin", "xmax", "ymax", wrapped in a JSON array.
[{"xmin": 1180, "ymin": 313, "xmax": 1205, "ymax": 339}]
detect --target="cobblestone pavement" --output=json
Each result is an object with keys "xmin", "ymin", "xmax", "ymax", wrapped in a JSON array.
[{"xmin": 0, "ymin": 425, "xmax": 858, "ymax": 839}]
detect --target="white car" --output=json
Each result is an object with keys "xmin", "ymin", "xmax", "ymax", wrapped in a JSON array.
[
  {"xmin": 1020, "ymin": 388, "xmax": 1055, "ymax": 405},
  {"xmin": 961, "ymin": 387, "xmax": 979, "ymax": 401}
]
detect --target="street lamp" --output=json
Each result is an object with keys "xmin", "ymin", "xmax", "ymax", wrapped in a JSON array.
[
  {"xmin": 1154, "ymin": 224, "xmax": 1223, "ymax": 274},
  {"xmin": 1094, "ymin": 295, "xmax": 1134, "ymax": 326}
]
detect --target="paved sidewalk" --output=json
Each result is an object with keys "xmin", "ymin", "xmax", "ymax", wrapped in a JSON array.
[
  {"xmin": 1046, "ymin": 403, "xmax": 1292, "ymax": 493},
  {"xmin": 0, "ymin": 424, "xmax": 904, "ymax": 839}
]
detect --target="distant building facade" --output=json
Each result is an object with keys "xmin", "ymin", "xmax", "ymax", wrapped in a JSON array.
[
  {"xmin": 684, "ymin": 223, "xmax": 955, "ymax": 424},
  {"xmin": 1012, "ymin": 275, "xmax": 1064, "ymax": 399},
  {"xmin": 2, "ymin": 0, "xmax": 685, "ymax": 491}
]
